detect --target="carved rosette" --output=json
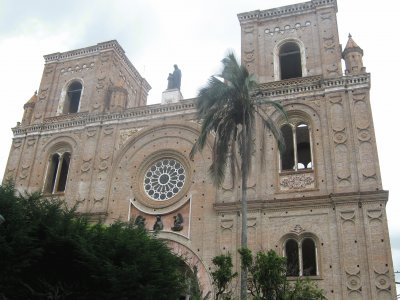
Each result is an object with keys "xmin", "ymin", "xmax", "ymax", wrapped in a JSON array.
[
  {"xmin": 346, "ymin": 267, "xmax": 363, "ymax": 299},
  {"xmin": 279, "ymin": 172, "xmax": 315, "ymax": 191}
]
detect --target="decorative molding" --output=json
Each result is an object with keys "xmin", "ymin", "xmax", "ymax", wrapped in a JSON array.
[
  {"xmin": 60, "ymin": 62, "xmax": 94, "ymax": 76},
  {"xmin": 264, "ymin": 21, "xmax": 311, "ymax": 37},
  {"xmin": 220, "ymin": 219, "xmax": 234, "ymax": 229},
  {"xmin": 80, "ymin": 158, "xmax": 92, "ymax": 173},
  {"xmin": 290, "ymin": 224, "xmax": 305, "ymax": 235},
  {"xmin": 96, "ymin": 77, "xmax": 106, "ymax": 90},
  {"xmin": 13, "ymin": 139, "xmax": 22, "ymax": 148},
  {"xmin": 340, "ymin": 210, "xmax": 355, "ymax": 223},
  {"xmin": 333, "ymin": 129, "xmax": 347, "ymax": 144},
  {"xmin": 39, "ymin": 88, "xmax": 48, "ymax": 100},
  {"xmin": 280, "ymin": 173, "xmax": 315, "ymax": 190},
  {"xmin": 103, "ymin": 126, "xmax": 114, "ymax": 136},
  {"xmin": 320, "ymin": 12, "xmax": 333, "ymax": 22},
  {"xmin": 119, "ymin": 127, "xmax": 142, "ymax": 148},
  {"xmin": 13, "ymin": 101, "xmax": 197, "ymax": 137}
]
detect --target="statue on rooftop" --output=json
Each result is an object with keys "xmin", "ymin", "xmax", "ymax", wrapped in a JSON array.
[{"xmin": 167, "ymin": 64, "xmax": 181, "ymax": 90}]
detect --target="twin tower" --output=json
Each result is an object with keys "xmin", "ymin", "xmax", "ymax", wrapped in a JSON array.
[{"xmin": 4, "ymin": 0, "xmax": 395, "ymax": 298}]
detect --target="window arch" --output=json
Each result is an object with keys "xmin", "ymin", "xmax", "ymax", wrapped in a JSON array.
[
  {"xmin": 279, "ymin": 42, "xmax": 302, "ymax": 80},
  {"xmin": 44, "ymin": 150, "xmax": 71, "ymax": 194},
  {"xmin": 273, "ymin": 39, "xmax": 307, "ymax": 81},
  {"xmin": 283, "ymin": 236, "xmax": 319, "ymax": 277},
  {"xmin": 280, "ymin": 119, "xmax": 313, "ymax": 172},
  {"xmin": 63, "ymin": 81, "xmax": 82, "ymax": 114}
]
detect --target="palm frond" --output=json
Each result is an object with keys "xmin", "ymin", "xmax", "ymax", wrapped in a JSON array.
[{"xmin": 255, "ymin": 102, "xmax": 287, "ymax": 154}]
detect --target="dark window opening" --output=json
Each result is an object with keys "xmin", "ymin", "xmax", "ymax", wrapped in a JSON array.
[
  {"xmin": 45, "ymin": 152, "xmax": 71, "ymax": 194},
  {"xmin": 281, "ymin": 124, "xmax": 294, "ymax": 171},
  {"xmin": 279, "ymin": 42, "xmax": 302, "ymax": 80},
  {"xmin": 45, "ymin": 154, "xmax": 60, "ymax": 193},
  {"xmin": 284, "ymin": 237, "xmax": 318, "ymax": 277},
  {"xmin": 302, "ymin": 238, "xmax": 317, "ymax": 276},
  {"xmin": 286, "ymin": 239, "xmax": 299, "ymax": 276},
  {"xmin": 64, "ymin": 82, "xmax": 82, "ymax": 114},
  {"xmin": 57, "ymin": 153, "xmax": 70, "ymax": 192},
  {"xmin": 280, "ymin": 121, "xmax": 312, "ymax": 172},
  {"xmin": 296, "ymin": 123, "xmax": 312, "ymax": 169}
]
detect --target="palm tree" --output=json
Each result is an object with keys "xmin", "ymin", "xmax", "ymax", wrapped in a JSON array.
[{"xmin": 190, "ymin": 53, "xmax": 286, "ymax": 300}]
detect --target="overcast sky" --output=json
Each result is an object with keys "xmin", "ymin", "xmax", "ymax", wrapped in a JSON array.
[{"xmin": 0, "ymin": 0, "xmax": 398, "ymax": 282}]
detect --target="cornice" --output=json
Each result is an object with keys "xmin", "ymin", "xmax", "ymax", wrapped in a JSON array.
[
  {"xmin": 12, "ymin": 73, "xmax": 370, "ymax": 138},
  {"xmin": 214, "ymin": 190, "xmax": 388, "ymax": 213},
  {"xmin": 254, "ymin": 73, "xmax": 370, "ymax": 100},
  {"xmin": 12, "ymin": 100, "xmax": 197, "ymax": 138},
  {"xmin": 238, "ymin": 0, "xmax": 337, "ymax": 24}
]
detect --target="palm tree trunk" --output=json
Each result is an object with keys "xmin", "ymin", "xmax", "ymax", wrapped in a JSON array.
[
  {"xmin": 240, "ymin": 120, "xmax": 249, "ymax": 300},
  {"xmin": 240, "ymin": 169, "xmax": 248, "ymax": 300}
]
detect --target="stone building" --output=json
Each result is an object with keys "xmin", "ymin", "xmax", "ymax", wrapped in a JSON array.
[{"xmin": 3, "ymin": 0, "xmax": 396, "ymax": 298}]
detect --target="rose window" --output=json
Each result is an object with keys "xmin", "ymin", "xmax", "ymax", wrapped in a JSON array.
[{"xmin": 143, "ymin": 159, "xmax": 186, "ymax": 200}]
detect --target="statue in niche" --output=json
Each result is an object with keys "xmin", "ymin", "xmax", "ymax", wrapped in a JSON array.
[
  {"xmin": 134, "ymin": 215, "xmax": 146, "ymax": 228},
  {"xmin": 166, "ymin": 64, "xmax": 181, "ymax": 90},
  {"xmin": 153, "ymin": 215, "xmax": 164, "ymax": 231},
  {"xmin": 171, "ymin": 213, "xmax": 184, "ymax": 231}
]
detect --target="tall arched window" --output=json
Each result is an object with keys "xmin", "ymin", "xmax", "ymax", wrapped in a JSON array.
[
  {"xmin": 44, "ymin": 151, "xmax": 71, "ymax": 194},
  {"xmin": 302, "ymin": 238, "xmax": 317, "ymax": 276},
  {"xmin": 279, "ymin": 42, "xmax": 302, "ymax": 80},
  {"xmin": 285, "ymin": 239, "xmax": 299, "ymax": 276},
  {"xmin": 283, "ymin": 236, "xmax": 318, "ymax": 277},
  {"xmin": 63, "ymin": 81, "xmax": 82, "ymax": 114},
  {"xmin": 280, "ymin": 121, "xmax": 312, "ymax": 171}
]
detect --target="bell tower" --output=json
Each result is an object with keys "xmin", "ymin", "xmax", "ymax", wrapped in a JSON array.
[{"xmin": 235, "ymin": 0, "xmax": 395, "ymax": 299}]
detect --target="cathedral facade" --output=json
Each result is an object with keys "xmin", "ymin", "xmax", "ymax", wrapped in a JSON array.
[{"xmin": 4, "ymin": 0, "xmax": 396, "ymax": 298}]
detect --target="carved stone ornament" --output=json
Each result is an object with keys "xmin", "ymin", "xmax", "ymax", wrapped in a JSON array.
[
  {"xmin": 375, "ymin": 274, "xmax": 390, "ymax": 290},
  {"xmin": 119, "ymin": 128, "xmax": 141, "ymax": 148},
  {"xmin": 291, "ymin": 224, "xmax": 305, "ymax": 235},
  {"xmin": 280, "ymin": 173, "xmax": 314, "ymax": 190},
  {"xmin": 347, "ymin": 274, "xmax": 362, "ymax": 291},
  {"xmin": 333, "ymin": 130, "xmax": 347, "ymax": 144}
]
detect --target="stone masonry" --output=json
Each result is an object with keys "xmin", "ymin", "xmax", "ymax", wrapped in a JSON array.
[{"xmin": 3, "ymin": 1, "xmax": 396, "ymax": 299}]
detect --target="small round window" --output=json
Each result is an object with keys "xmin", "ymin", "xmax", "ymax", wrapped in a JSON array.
[{"xmin": 143, "ymin": 158, "xmax": 186, "ymax": 201}]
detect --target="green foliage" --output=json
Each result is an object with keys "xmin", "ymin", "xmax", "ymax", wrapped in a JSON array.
[
  {"xmin": 190, "ymin": 52, "xmax": 286, "ymax": 187},
  {"xmin": 0, "ymin": 184, "xmax": 187, "ymax": 299},
  {"xmin": 238, "ymin": 249, "xmax": 325, "ymax": 300},
  {"xmin": 211, "ymin": 254, "xmax": 238, "ymax": 299},
  {"xmin": 287, "ymin": 278, "xmax": 326, "ymax": 300},
  {"xmin": 238, "ymin": 247, "xmax": 253, "ymax": 269}
]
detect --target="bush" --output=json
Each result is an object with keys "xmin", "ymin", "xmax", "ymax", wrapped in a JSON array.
[{"xmin": 0, "ymin": 184, "xmax": 186, "ymax": 299}]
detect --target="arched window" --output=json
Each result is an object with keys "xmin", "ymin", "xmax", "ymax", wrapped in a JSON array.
[
  {"xmin": 44, "ymin": 151, "xmax": 71, "ymax": 194},
  {"xmin": 302, "ymin": 238, "xmax": 317, "ymax": 276},
  {"xmin": 285, "ymin": 239, "xmax": 299, "ymax": 276},
  {"xmin": 283, "ymin": 236, "xmax": 318, "ymax": 277},
  {"xmin": 279, "ymin": 42, "xmax": 302, "ymax": 80},
  {"xmin": 280, "ymin": 121, "xmax": 312, "ymax": 171},
  {"xmin": 63, "ymin": 81, "xmax": 82, "ymax": 114}
]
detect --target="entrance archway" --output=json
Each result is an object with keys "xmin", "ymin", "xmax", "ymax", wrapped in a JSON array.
[{"xmin": 165, "ymin": 239, "xmax": 213, "ymax": 299}]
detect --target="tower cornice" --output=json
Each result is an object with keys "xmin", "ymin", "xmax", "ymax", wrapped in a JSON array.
[{"xmin": 237, "ymin": 0, "xmax": 337, "ymax": 24}]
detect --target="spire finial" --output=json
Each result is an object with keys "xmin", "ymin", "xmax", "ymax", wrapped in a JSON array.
[{"xmin": 348, "ymin": 33, "xmax": 352, "ymax": 38}]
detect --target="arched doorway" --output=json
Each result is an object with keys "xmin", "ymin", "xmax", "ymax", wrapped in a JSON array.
[{"xmin": 164, "ymin": 239, "xmax": 213, "ymax": 299}]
